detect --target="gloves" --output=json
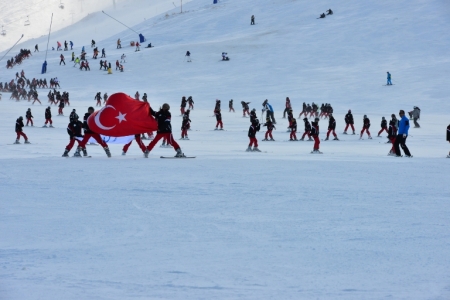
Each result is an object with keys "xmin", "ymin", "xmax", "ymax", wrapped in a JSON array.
[{"xmin": 403, "ymin": 134, "xmax": 406, "ymax": 138}]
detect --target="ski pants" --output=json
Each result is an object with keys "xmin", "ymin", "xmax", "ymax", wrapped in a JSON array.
[
  {"xmin": 16, "ymin": 131, "xmax": 28, "ymax": 141},
  {"xmin": 26, "ymin": 117, "xmax": 33, "ymax": 126},
  {"xmin": 189, "ymin": 104, "xmax": 194, "ymax": 110},
  {"xmin": 60, "ymin": 60, "xmax": 65, "ymax": 65},
  {"xmin": 79, "ymin": 133, "xmax": 108, "ymax": 148},
  {"xmin": 265, "ymin": 130, "xmax": 273, "ymax": 140},
  {"xmin": 326, "ymin": 128, "xmax": 337, "ymax": 138},
  {"xmin": 360, "ymin": 127, "xmax": 371, "ymax": 137},
  {"xmin": 216, "ymin": 121, "xmax": 223, "ymax": 129},
  {"xmin": 301, "ymin": 131, "xmax": 311, "ymax": 139},
  {"xmin": 413, "ymin": 118, "xmax": 420, "ymax": 127},
  {"xmin": 389, "ymin": 137, "xmax": 396, "ymax": 152},
  {"xmin": 243, "ymin": 109, "xmax": 249, "ymax": 116},
  {"xmin": 181, "ymin": 128, "xmax": 188, "ymax": 138},
  {"xmin": 45, "ymin": 118, "xmax": 52, "ymax": 125},
  {"xmin": 387, "ymin": 79, "xmax": 392, "ymax": 85},
  {"xmin": 394, "ymin": 134, "xmax": 411, "ymax": 156},
  {"xmin": 378, "ymin": 127, "xmax": 388, "ymax": 135},
  {"xmin": 229, "ymin": 107, "xmax": 235, "ymax": 112},
  {"xmin": 180, "ymin": 107, "xmax": 185, "ymax": 115},
  {"xmin": 66, "ymin": 137, "xmax": 82, "ymax": 151},
  {"xmin": 249, "ymin": 137, "xmax": 258, "ymax": 147},
  {"xmin": 313, "ymin": 135, "xmax": 320, "ymax": 150},
  {"xmin": 58, "ymin": 107, "xmax": 63, "ymax": 115},
  {"xmin": 147, "ymin": 132, "xmax": 180, "ymax": 152},
  {"xmin": 344, "ymin": 123, "xmax": 355, "ymax": 132},
  {"xmin": 123, "ymin": 135, "xmax": 146, "ymax": 153},
  {"xmin": 290, "ymin": 131, "xmax": 297, "ymax": 140}
]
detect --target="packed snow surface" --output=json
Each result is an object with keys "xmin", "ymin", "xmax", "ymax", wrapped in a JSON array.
[{"xmin": 1, "ymin": 0, "xmax": 450, "ymax": 299}]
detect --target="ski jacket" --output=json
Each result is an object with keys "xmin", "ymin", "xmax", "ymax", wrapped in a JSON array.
[
  {"xmin": 59, "ymin": 100, "xmax": 65, "ymax": 108},
  {"xmin": 242, "ymin": 102, "xmax": 250, "ymax": 109},
  {"xmin": 388, "ymin": 120, "xmax": 397, "ymax": 138},
  {"xmin": 229, "ymin": 100, "xmax": 233, "ymax": 108},
  {"xmin": 302, "ymin": 103, "xmax": 306, "ymax": 111},
  {"xmin": 15, "ymin": 118, "xmax": 24, "ymax": 132},
  {"xmin": 45, "ymin": 108, "xmax": 52, "ymax": 119},
  {"xmin": 328, "ymin": 116, "xmax": 336, "ymax": 130},
  {"xmin": 412, "ymin": 107, "xmax": 421, "ymax": 119},
  {"xmin": 181, "ymin": 117, "xmax": 191, "ymax": 129},
  {"xmin": 312, "ymin": 104, "xmax": 318, "ymax": 111},
  {"xmin": 248, "ymin": 124, "xmax": 260, "ymax": 138},
  {"xmin": 345, "ymin": 113, "xmax": 354, "ymax": 124},
  {"xmin": 152, "ymin": 109, "xmax": 172, "ymax": 133},
  {"xmin": 447, "ymin": 125, "xmax": 450, "ymax": 141},
  {"xmin": 398, "ymin": 116, "xmax": 410, "ymax": 135},
  {"xmin": 188, "ymin": 97, "xmax": 194, "ymax": 104},
  {"xmin": 26, "ymin": 111, "xmax": 33, "ymax": 119},
  {"xmin": 67, "ymin": 121, "xmax": 83, "ymax": 138},
  {"xmin": 180, "ymin": 99, "xmax": 187, "ymax": 108},
  {"xmin": 387, "ymin": 73, "xmax": 391, "ymax": 80},
  {"xmin": 83, "ymin": 113, "xmax": 95, "ymax": 134},
  {"xmin": 215, "ymin": 111, "xmax": 222, "ymax": 121},
  {"xmin": 285, "ymin": 99, "xmax": 291, "ymax": 108},
  {"xmin": 263, "ymin": 121, "xmax": 275, "ymax": 131},
  {"xmin": 289, "ymin": 121, "xmax": 297, "ymax": 132},
  {"xmin": 311, "ymin": 122, "xmax": 319, "ymax": 136},
  {"xmin": 304, "ymin": 120, "xmax": 311, "ymax": 132},
  {"xmin": 381, "ymin": 120, "xmax": 387, "ymax": 128},
  {"xmin": 263, "ymin": 103, "xmax": 274, "ymax": 112},
  {"xmin": 363, "ymin": 118, "xmax": 370, "ymax": 129},
  {"xmin": 306, "ymin": 105, "xmax": 312, "ymax": 112}
]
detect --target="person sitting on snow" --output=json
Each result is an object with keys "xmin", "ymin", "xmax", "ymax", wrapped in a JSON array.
[{"xmin": 222, "ymin": 52, "xmax": 229, "ymax": 61}]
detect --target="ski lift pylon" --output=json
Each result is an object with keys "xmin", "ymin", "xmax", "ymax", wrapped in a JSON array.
[
  {"xmin": 1, "ymin": 26, "xmax": 6, "ymax": 36},
  {"xmin": 24, "ymin": 16, "xmax": 30, "ymax": 26},
  {"xmin": 59, "ymin": 0, "xmax": 64, "ymax": 9}
]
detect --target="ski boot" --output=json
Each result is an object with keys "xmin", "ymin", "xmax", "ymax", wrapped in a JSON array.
[
  {"xmin": 252, "ymin": 147, "xmax": 261, "ymax": 152},
  {"xmin": 324, "ymin": 137, "xmax": 329, "ymax": 141},
  {"xmin": 308, "ymin": 137, "xmax": 313, "ymax": 141},
  {"xmin": 214, "ymin": 127, "xmax": 218, "ymax": 131},
  {"xmin": 262, "ymin": 138, "xmax": 268, "ymax": 141},
  {"xmin": 352, "ymin": 131, "xmax": 356, "ymax": 135},
  {"xmin": 246, "ymin": 146, "xmax": 252, "ymax": 152},
  {"xmin": 104, "ymin": 147, "xmax": 111, "ymax": 157},
  {"xmin": 270, "ymin": 138, "xmax": 275, "ymax": 141},
  {"xmin": 333, "ymin": 137, "xmax": 339, "ymax": 140},
  {"xmin": 311, "ymin": 149, "xmax": 323, "ymax": 154},
  {"xmin": 122, "ymin": 151, "xmax": 126, "ymax": 156},
  {"xmin": 14, "ymin": 139, "xmax": 20, "ymax": 144},
  {"xmin": 299, "ymin": 138, "xmax": 304, "ymax": 141},
  {"xmin": 175, "ymin": 148, "xmax": 185, "ymax": 157},
  {"xmin": 73, "ymin": 148, "xmax": 82, "ymax": 157},
  {"xmin": 161, "ymin": 142, "xmax": 166, "ymax": 148},
  {"xmin": 144, "ymin": 149, "xmax": 149, "ymax": 158},
  {"xmin": 289, "ymin": 138, "xmax": 294, "ymax": 141},
  {"xmin": 343, "ymin": 131, "xmax": 348, "ymax": 134},
  {"xmin": 42, "ymin": 125, "xmax": 47, "ymax": 128},
  {"xmin": 184, "ymin": 136, "xmax": 189, "ymax": 140},
  {"xmin": 368, "ymin": 136, "xmax": 372, "ymax": 139},
  {"xmin": 62, "ymin": 149, "xmax": 69, "ymax": 157},
  {"xmin": 82, "ymin": 148, "xmax": 88, "ymax": 156},
  {"xmin": 49, "ymin": 124, "xmax": 54, "ymax": 128}
]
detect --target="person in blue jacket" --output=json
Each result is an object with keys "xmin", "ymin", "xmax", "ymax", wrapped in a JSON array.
[
  {"xmin": 262, "ymin": 99, "xmax": 276, "ymax": 124},
  {"xmin": 387, "ymin": 72, "xmax": 392, "ymax": 85},
  {"xmin": 70, "ymin": 41, "xmax": 73, "ymax": 50},
  {"xmin": 394, "ymin": 110, "xmax": 412, "ymax": 157}
]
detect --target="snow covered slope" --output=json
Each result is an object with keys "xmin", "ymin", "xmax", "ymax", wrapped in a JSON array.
[{"xmin": 1, "ymin": 0, "xmax": 450, "ymax": 299}]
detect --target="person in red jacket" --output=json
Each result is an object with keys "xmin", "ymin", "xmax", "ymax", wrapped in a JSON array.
[
  {"xmin": 360, "ymin": 115, "xmax": 372, "ymax": 139},
  {"xmin": 15, "ymin": 116, "xmax": 30, "ymax": 144},
  {"xmin": 25, "ymin": 108, "xmax": 33, "ymax": 126},
  {"xmin": 377, "ymin": 117, "xmax": 388, "ymax": 137},
  {"xmin": 144, "ymin": 103, "xmax": 185, "ymax": 158},
  {"xmin": 247, "ymin": 118, "xmax": 261, "ymax": 152},
  {"xmin": 43, "ymin": 106, "xmax": 53, "ymax": 127},
  {"xmin": 289, "ymin": 118, "xmax": 298, "ymax": 141},
  {"xmin": 262, "ymin": 117, "xmax": 275, "ymax": 141},
  {"xmin": 311, "ymin": 117, "xmax": 321, "ymax": 153},
  {"xmin": 62, "ymin": 115, "xmax": 83, "ymax": 157},
  {"xmin": 325, "ymin": 113, "xmax": 338, "ymax": 140},
  {"xmin": 76, "ymin": 107, "xmax": 111, "ymax": 157},
  {"xmin": 214, "ymin": 109, "xmax": 223, "ymax": 130}
]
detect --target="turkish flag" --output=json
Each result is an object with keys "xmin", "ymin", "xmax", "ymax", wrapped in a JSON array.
[{"xmin": 87, "ymin": 92, "xmax": 158, "ymax": 137}]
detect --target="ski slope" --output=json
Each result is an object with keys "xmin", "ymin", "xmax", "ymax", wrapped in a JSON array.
[{"xmin": 1, "ymin": 0, "xmax": 450, "ymax": 299}]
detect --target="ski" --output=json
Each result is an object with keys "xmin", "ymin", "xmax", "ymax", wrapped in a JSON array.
[
  {"xmin": 160, "ymin": 156, "xmax": 196, "ymax": 159},
  {"xmin": 310, "ymin": 151, "xmax": 323, "ymax": 154},
  {"xmin": 8, "ymin": 143, "xmax": 34, "ymax": 145}
]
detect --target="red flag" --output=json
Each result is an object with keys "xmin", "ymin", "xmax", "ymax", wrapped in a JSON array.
[{"xmin": 87, "ymin": 92, "xmax": 158, "ymax": 137}]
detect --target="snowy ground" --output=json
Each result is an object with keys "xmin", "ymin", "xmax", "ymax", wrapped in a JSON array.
[{"xmin": 1, "ymin": 0, "xmax": 450, "ymax": 299}]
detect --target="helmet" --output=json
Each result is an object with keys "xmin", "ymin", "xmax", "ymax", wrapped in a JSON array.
[
  {"xmin": 72, "ymin": 109, "xmax": 76, "ymax": 111},
  {"xmin": 27, "ymin": 108, "xmax": 30, "ymax": 111},
  {"xmin": 314, "ymin": 117, "xmax": 319, "ymax": 122},
  {"xmin": 19, "ymin": 116, "xmax": 23, "ymax": 120},
  {"xmin": 363, "ymin": 114, "xmax": 367, "ymax": 118},
  {"xmin": 251, "ymin": 108, "xmax": 256, "ymax": 112},
  {"xmin": 88, "ymin": 106, "xmax": 95, "ymax": 112},
  {"xmin": 47, "ymin": 106, "xmax": 50, "ymax": 109},
  {"xmin": 329, "ymin": 113, "xmax": 332, "ymax": 117},
  {"xmin": 303, "ymin": 118, "xmax": 308, "ymax": 121},
  {"xmin": 162, "ymin": 103, "xmax": 170, "ymax": 110},
  {"xmin": 348, "ymin": 109, "xmax": 351, "ymax": 113},
  {"xmin": 382, "ymin": 116, "xmax": 385, "ymax": 120},
  {"xmin": 252, "ymin": 118, "xmax": 259, "ymax": 125}
]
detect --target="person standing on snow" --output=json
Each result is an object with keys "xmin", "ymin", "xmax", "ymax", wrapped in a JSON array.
[
  {"xmin": 25, "ymin": 108, "xmax": 34, "ymax": 126},
  {"xmin": 77, "ymin": 107, "xmax": 111, "ymax": 157},
  {"xmin": 262, "ymin": 99, "xmax": 276, "ymax": 124},
  {"xmin": 70, "ymin": 41, "xmax": 73, "ymax": 50},
  {"xmin": 311, "ymin": 117, "xmax": 321, "ymax": 153},
  {"xmin": 43, "ymin": 106, "xmax": 53, "ymax": 127},
  {"xmin": 360, "ymin": 115, "xmax": 372, "ymax": 139},
  {"xmin": 409, "ymin": 106, "xmax": 421, "ymax": 128},
  {"xmin": 387, "ymin": 71, "xmax": 393, "ymax": 85},
  {"xmin": 185, "ymin": 51, "xmax": 191, "ymax": 62},
  {"xmin": 387, "ymin": 115, "xmax": 398, "ymax": 155},
  {"xmin": 325, "ymin": 113, "xmax": 338, "ymax": 140},
  {"xmin": 262, "ymin": 117, "xmax": 275, "ymax": 141},
  {"xmin": 122, "ymin": 134, "xmax": 147, "ymax": 156},
  {"xmin": 214, "ymin": 109, "xmax": 224, "ymax": 130},
  {"xmin": 59, "ymin": 54, "xmax": 65, "ymax": 65},
  {"xmin": 289, "ymin": 118, "xmax": 298, "ymax": 141},
  {"xmin": 229, "ymin": 99, "xmax": 235, "ymax": 112},
  {"xmin": 247, "ymin": 118, "xmax": 261, "ymax": 152},
  {"xmin": 15, "ymin": 116, "xmax": 30, "ymax": 144},
  {"xmin": 378, "ymin": 117, "xmax": 388, "ymax": 137},
  {"xmin": 343, "ymin": 109, "xmax": 355, "ymax": 134},
  {"xmin": 300, "ymin": 117, "xmax": 312, "ymax": 141},
  {"xmin": 283, "ymin": 97, "xmax": 292, "ymax": 118},
  {"xmin": 62, "ymin": 114, "xmax": 84, "ymax": 157},
  {"xmin": 251, "ymin": 15, "xmax": 255, "ymax": 25},
  {"xmin": 394, "ymin": 110, "xmax": 412, "ymax": 157},
  {"xmin": 101, "ymin": 48, "xmax": 106, "ymax": 58}
]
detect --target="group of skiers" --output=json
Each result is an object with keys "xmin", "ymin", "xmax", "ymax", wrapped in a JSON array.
[
  {"xmin": 319, "ymin": 9, "xmax": 333, "ymax": 19},
  {"xmin": 5, "ymin": 49, "xmax": 32, "ymax": 69}
]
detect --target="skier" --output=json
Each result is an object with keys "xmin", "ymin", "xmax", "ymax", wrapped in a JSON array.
[
  {"xmin": 393, "ymin": 110, "xmax": 412, "ymax": 157},
  {"xmin": 387, "ymin": 72, "xmax": 392, "ymax": 85},
  {"xmin": 251, "ymin": 15, "xmax": 255, "ymax": 25},
  {"xmin": 57, "ymin": 41, "xmax": 62, "ymax": 51},
  {"xmin": 326, "ymin": 9, "xmax": 333, "ymax": 15},
  {"xmin": 58, "ymin": 98, "xmax": 65, "ymax": 115},
  {"xmin": 15, "ymin": 116, "xmax": 30, "ymax": 144},
  {"xmin": 283, "ymin": 97, "xmax": 292, "ymax": 118},
  {"xmin": 34, "ymin": 44, "xmax": 39, "ymax": 52},
  {"xmin": 343, "ymin": 109, "xmax": 355, "ymax": 134},
  {"xmin": 91, "ymin": 40, "xmax": 95, "ymax": 48},
  {"xmin": 229, "ymin": 99, "xmax": 235, "ymax": 112},
  {"xmin": 95, "ymin": 92, "xmax": 102, "ymax": 106},
  {"xmin": 135, "ymin": 91, "xmax": 140, "ymax": 101},
  {"xmin": 120, "ymin": 54, "xmax": 126, "ymax": 63},
  {"xmin": 409, "ymin": 106, "xmax": 421, "ymax": 128},
  {"xmin": 311, "ymin": 117, "xmax": 321, "ymax": 153},
  {"xmin": 298, "ymin": 102, "xmax": 307, "ymax": 118},
  {"xmin": 101, "ymin": 48, "xmax": 106, "ymax": 58},
  {"xmin": 71, "ymin": 52, "xmax": 75, "ymax": 61},
  {"xmin": 99, "ymin": 60, "xmax": 103, "ymax": 70},
  {"xmin": 141, "ymin": 93, "xmax": 147, "ymax": 102},
  {"xmin": 300, "ymin": 117, "xmax": 312, "ymax": 141},
  {"xmin": 241, "ymin": 101, "xmax": 250, "ymax": 117},
  {"xmin": 144, "ymin": 103, "xmax": 185, "ymax": 158},
  {"xmin": 247, "ymin": 118, "xmax": 261, "ymax": 152},
  {"xmin": 289, "ymin": 118, "xmax": 298, "ymax": 141},
  {"xmin": 387, "ymin": 115, "xmax": 398, "ymax": 155},
  {"xmin": 76, "ymin": 107, "xmax": 111, "ymax": 157},
  {"xmin": 64, "ymin": 40, "xmax": 68, "ymax": 51},
  {"xmin": 62, "ymin": 114, "xmax": 84, "ymax": 157},
  {"xmin": 377, "ymin": 117, "xmax": 388, "ymax": 136},
  {"xmin": 360, "ymin": 115, "xmax": 372, "ymax": 139},
  {"xmin": 262, "ymin": 99, "xmax": 276, "ymax": 124},
  {"xmin": 122, "ymin": 134, "xmax": 146, "ymax": 156},
  {"xmin": 185, "ymin": 51, "xmax": 191, "ymax": 62},
  {"xmin": 180, "ymin": 96, "xmax": 187, "ymax": 115},
  {"xmin": 262, "ymin": 117, "xmax": 275, "ymax": 141},
  {"xmin": 181, "ymin": 111, "xmax": 191, "ymax": 140},
  {"xmin": 135, "ymin": 41, "xmax": 140, "ymax": 52},
  {"xmin": 319, "ymin": 13, "xmax": 326, "ymax": 19},
  {"xmin": 103, "ymin": 93, "xmax": 108, "ymax": 104},
  {"xmin": 59, "ymin": 54, "xmax": 65, "ymax": 65},
  {"xmin": 117, "ymin": 39, "xmax": 121, "ymax": 49},
  {"xmin": 69, "ymin": 109, "xmax": 78, "ymax": 122},
  {"xmin": 43, "ymin": 106, "xmax": 53, "ymax": 127},
  {"xmin": 447, "ymin": 124, "xmax": 450, "ymax": 158},
  {"xmin": 25, "ymin": 108, "xmax": 33, "ymax": 126},
  {"xmin": 325, "ymin": 113, "xmax": 339, "ymax": 140},
  {"xmin": 215, "ymin": 109, "xmax": 223, "ymax": 130},
  {"xmin": 188, "ymin": 96, "xmax": 194, "ymax": 110},
  {"xmin": 31, "ymin": 91, "xmax": 41, "ymax": 105},
  {"xmin": 115, "ymin": 60, "xmax": 120, "ymax": 70},
  {"xmin": 70, "ymin": 41, "xmax": 73, "ymax": 50},
  {"xmin": 73, "ymin": 57, "xmax": 80, "ymax": 67}
]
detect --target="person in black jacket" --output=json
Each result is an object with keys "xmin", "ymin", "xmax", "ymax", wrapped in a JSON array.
[
  {"xmin": 43, "ymin": 106, "xmax": 53, "ymax": 127},
  {"xmin": 387, "ymin": 118, "xmax": 398, "ymax": 155},
  {"xmin": 62, "ymin": 115, "xmax": 84, "ymax": 157},
  {"xmin": 377, "ymin": 117, "xmax": 388, "ymax": 137},
  {"xmin": 247, "ymin": 118, "xmax": 261, "ymax": 152},
  {"xmin": 289, "ymin": 118, "xmax": 298, "ymax": 141},
  {"xmin": 262, "ymin": 117, "xmax": 275, "ymax": 141},
  {"xmin": 25, "ymin": 108, "xmax": 33, "ymax": 126},
  {"xmin": 360, "ymin": 115, "xmax": 372, "ymax": 139},
  {"xmin": 58, "ymin": 98, "xmax": 65, "ymax": 115},
  {"xmin": 300, "ymin": 118, "xmax": 312, "ymax": 141},
  {"xmin": 311, "ymin": 118, "xmax": 321, "ymax": 153},
  {"xmin": 145, "ymin": 103, "xmax": 185, "ymax": 158},
  {"xmin": 214, "ymin": 109, "xmax": 223, "ymax": 130},
  {"xmin": 77, "ymin": 107, "xmax": 110, "ymax": 157},
  {"xmin": 15, "ymin": 116, "xmax": 30, "ymax": 144},
  {"xmin": 180, "ymin": 96, "xmax": 187, "ymax": 115},
  {"xmin": 298, "ymin": 102, "xmax": 307, "ymax": 118},
  {"xmin": 447, "ymin": 124, "xmax": 450, "ymax": 158},
  {"xmin": 188, "ymin": 96, "xmax": 194, "ymax": 110},
  {"xmin": 325, "ymin": 113, "xmax": 338, "ymax": 140},
  {"xmin": 229, "ymin": 99, "xmax": 235, "ymax": 112},
  {"xmin": 343, "ymin": 109, "xmax": 355, "ymax": 134},
  {"xmin": 241, "ymin": 101, "xmax": 250, "ymax": 117},
  {"xmin": 181, "ymin": 111, "xmax": 191, "ymax": 139}
]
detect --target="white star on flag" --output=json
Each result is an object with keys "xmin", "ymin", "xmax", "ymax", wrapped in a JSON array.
[{"xmin": 115, "ymin": 112, "xmax": 127, "ymax": 123}]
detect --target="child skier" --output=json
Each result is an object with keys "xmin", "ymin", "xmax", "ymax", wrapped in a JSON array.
[
  {"xmin": 262, "ymin": 117, "xmax": 275, "ymax": 141},
  {"xmin": 181, "ymin": 111, "xmax": 191, "ymax": 140},
  {"xmin": 60, "ymin": 54, "xmax": 65, "ymax": 65},
  {"xmin": 377, "ymin": 117, "xmax": 388, "ymax": 137},
  {"xmin": 387, "ymin": 116, "xmax": 398, "ymax": 156},
  {"xmin": 43, "ymin": 106, "xmax": 53, "ymax": 127},
  {"xmin": 95, "ymin": 92, "xmax": 102, "ymax": 106},
  {"xmin": 325, "ymin": 113, "xmax": 338, "ymax": 140},
  {"xmin": 289, "ymin": 118, "xmax": 298, "ymax": 141},
  {"xmin": 229, "ymin": 99, "xmax": 235, "ymax": 112},
  {"xmin": 58, "ymin": 98, "xmax": 65, "ymax": 115},
  {"xmin": 188, "ymin": 96, "xmax": 194, "ymax": 110},
  {"xmin": 343, "ymin": 109, "xmax": 355, "ymax": 134},
  {"xmin": 300, "ymin": 118, "xmax": 312, "ymax": 141},
  {"xmin": 25, "ymin": 108, "xmax": 33, "ymax": 126},
  {"xmin": 215, "ymin": 109, "xmax": 223, "ymax": 130},
  {"xmin": 15, "ymin": 116, "xmax": 30, "ymax": 144},
  {"xmin": 122, "ymin": 134, "xmax": 146, "ymax": 156},
  {"xmin": 360, "ymin": 115, "xmax": 372, "ymax": 139},
  {"xmin": 62, "ymin": 114, "xmax": 83, "ymax": 157},
  {"xmin": 311, "ymin": 117, "xmax": 321, "ymax": 153},
  {"xmin": 241, "ymin": 101, "xmax": 250, "ymax": 117},
  {"xmin": 180, "ymin": 96, "xmax": 187, "ymax": 115},
  {"xmin": 247, "ymin": 118, "xmax": 261, "ymax": 152}
]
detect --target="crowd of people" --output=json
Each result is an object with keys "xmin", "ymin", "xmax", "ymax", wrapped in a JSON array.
[{"xmin": 5, "ymin": 49, "xmax": 32, "ymax": 69}]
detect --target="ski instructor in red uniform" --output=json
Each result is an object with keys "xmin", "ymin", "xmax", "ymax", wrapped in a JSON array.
[{"xmin": 144, "ymin": 103, "xmax": 185, "ymax": 158}]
